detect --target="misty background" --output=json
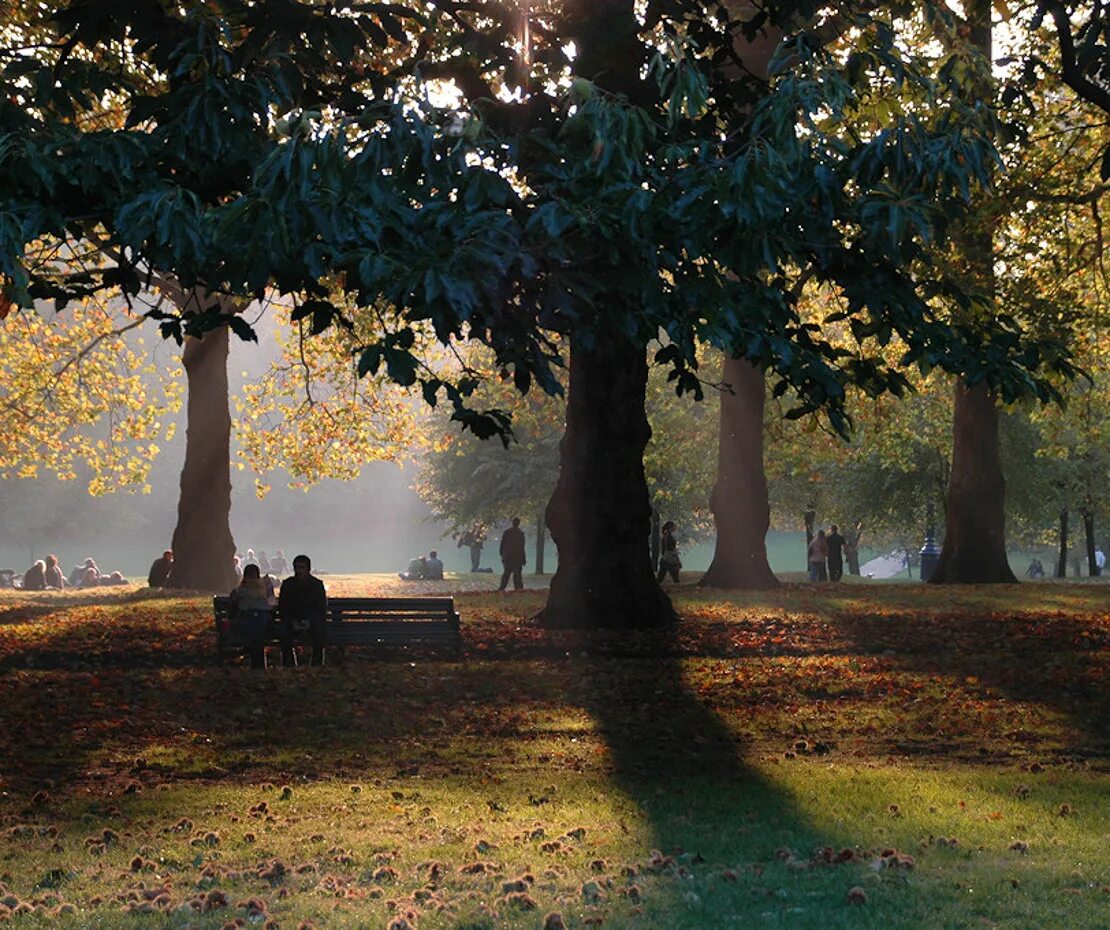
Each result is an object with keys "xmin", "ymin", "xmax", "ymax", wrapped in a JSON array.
[{"xmin": 0, "ymin": 313, "xmax": 828, "ymax": 578}]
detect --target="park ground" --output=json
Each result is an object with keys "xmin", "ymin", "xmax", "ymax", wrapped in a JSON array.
[{"xmin": 0, "ymin": 577, "xmax": 1106, "ymax": 929}]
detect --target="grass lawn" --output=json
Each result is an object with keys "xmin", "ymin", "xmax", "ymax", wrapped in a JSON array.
[{"xmin": 0, "ymin": 579, "xmax": 1106, "ymax": 929}]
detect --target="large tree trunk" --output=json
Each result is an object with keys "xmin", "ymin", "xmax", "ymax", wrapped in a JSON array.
[
  {"xmin": 537, "ymin": 340, "xmax": 674, "ymax": 629},
  {"xmin": 1082, "ymin": 506, "xmax": 1098, "ymax": 575},
  {"xmin": 803, "ymin": 508, "xmax": 816, "ymax": 570},
  {"xmin": 929, "ymin": 3, "xmax": 1014, "ymax": 585},
  {"xmin": 1057, "ymin": 509, "xmax": 1069, "ymax": 578},
  {"xmin": 929, "ymin": 381, "xmax": 1015, "ymax": 583},
  {"xmin": 699, "ymin": 356, "xmax": 778, "ymax": 589},
  {"xmin": 844, "ymin": 522, "xmax": 863, "ymax": 576},
  {"xmin": 534, "ymin": 515, "xmax": 546, "ymax": 575},
  {"xmin": 169, "ymin": 326, "xmax": 238, "ymax": 592}
]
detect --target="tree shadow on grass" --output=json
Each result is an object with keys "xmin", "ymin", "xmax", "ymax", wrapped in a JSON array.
[{"xmin": 568, "ymin": 624, "xmax": 831, "ymax": 894}]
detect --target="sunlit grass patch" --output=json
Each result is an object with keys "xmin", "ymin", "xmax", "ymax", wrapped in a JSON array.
[
  {"xmin": 0, "ymin": 582, "xmax": 1105, "ymax": 926},
  {"xmin": 0, "ymin": 763, "xmax": 1105, "ymax": 928}
]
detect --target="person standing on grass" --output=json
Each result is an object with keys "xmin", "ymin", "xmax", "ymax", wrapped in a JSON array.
[
  {"xmin": 826, "ymin": 525, "xmax": 845, "ymax": 582},
  {"xmin": 458, "ymin": 527, "xmax": 485, "ymax": 572},
  {"xmin": 278, "ymin": 554, "xmax": 328, "ymax": 667},
  {"xmin": 498, "ymin": 517, "xmax": 527, "ymax": 592},
  {"xmin": 808, "ymin": 529, "xmax": 829, "ymax": 582},
  {"xmin": 657, "ymin": 521, "xmax": 681, "ymax": 583}
]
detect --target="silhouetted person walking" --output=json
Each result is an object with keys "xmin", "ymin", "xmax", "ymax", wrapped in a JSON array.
[
  {"xmin": 278, "ymin": 554, "xmax": 328, "ymax": 667},
  {"xmin": 498, "ymin": 517, "xmax": 526, "ymax": 592},
  {"xmin": 826, "ymin": 525, "xmax": 845, "ymax": 582},
  {"xmin": 657, "ymin": 521, "xmax": 681, "ymax": 583}
]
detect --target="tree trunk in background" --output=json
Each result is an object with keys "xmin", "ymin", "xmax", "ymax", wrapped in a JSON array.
[
  {"xmin": 930, "ymin": 3, "xmax": 1014, "ymax": 584},
  {"xmin": 537, "ymin": 340, "xmax": 675, "ymax": 629},
  {"xmin": 699, "ymin": 356, "xmax": 778, "ymax": 589},
  {"xmin": 1082, "ymin": 506, "xmax": 1097, "ymax": 575},
  {"xmin": 1056, "ymin": 509, "xmax": 1069, "ymax": 578},
  {"xmin": 169, "ymin": 326, "xmax": 238, "ymax": 592},
  {"xmin": 534, "ymin": 516, "xmax": 546, "ymax": 575},
  {"xmin": 929, "ymin": 381, "xmax": 1016, "ymax": 583},
  {"xmin": 804, "ymin": 509, "xmax": 816, "ymax": 571},
  {"xmin": 844, "ymin": 522, "xmax": 863, "ymax": 576}
]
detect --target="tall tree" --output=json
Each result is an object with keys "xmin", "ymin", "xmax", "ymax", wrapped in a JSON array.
[
  {"xmin": 700, "ymin": 356, "xmax": 779, "ymax": 587},
  {"xmin": 0, "ymin": 1, "xmax": 1078, "ymax": 620},
  {"xmin": 928, "ymin": 0, "xmax": 1015, "ymax": 582}
]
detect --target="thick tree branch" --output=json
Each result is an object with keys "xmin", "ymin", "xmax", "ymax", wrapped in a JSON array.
[{"xmin": 1045, "ymin": 1, "xmax": 1110, "ymax": 114}]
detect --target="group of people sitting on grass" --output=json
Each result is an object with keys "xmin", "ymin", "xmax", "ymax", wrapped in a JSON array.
[
  {"xmin": 398, "ymin": 550, "xmax": 444, "ymax": 581},
  {"xmin": 15, "ymin": 555, "xmax": 128, "ymax": 590},
  {"xmin": 233, "ymin": 548, "xmax": 289, "ymax": 581},
  {"xmin": 228, "ymin": 553, "xmax": 327, "ymax": 669}
]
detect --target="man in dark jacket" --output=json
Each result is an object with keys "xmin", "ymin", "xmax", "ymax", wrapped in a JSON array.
[
  {"xmin": 826, "ymin": 525, "xmax": 846, "ymax": 582},
  {"xmin": 147, "ymin": 550, "xmax": 173, "ymax": 588},
  {"xmin": 498, "ymin": 517, "xmax": 527, "ymax": 592},
  {"xmin": 278, "ymin": 554, "xmax": 328, "ymax": 667}
]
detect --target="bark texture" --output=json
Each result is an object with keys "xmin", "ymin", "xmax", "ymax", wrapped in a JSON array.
[
  {"xmin": 844, "ymin": 523, "xmax": 863, "ymax": 576},
  {"xmin": 537, "ymin": 341, "xmax": 675, "ymax": 629},
  {"xmin": 534, "ymin": 516, "xmax": 546, "ymax": 575},
  {"xmin": 699, "ymin": 356, "xmax": 779, "ymax": 589},
  {"xmin": 169, "ymin": 326, "xmax": 238, "ymax": 592},
  {"xmin": 1056, "ymin": 509, "xmax": 1069, "ymax": 578},
  {"xmin": 1081, "ymin": 507, "xmax": 1098, "ymax": 575},
  {"xmin": 929, "ymin": 381, "xmax": 1016, "ymax": 583}
]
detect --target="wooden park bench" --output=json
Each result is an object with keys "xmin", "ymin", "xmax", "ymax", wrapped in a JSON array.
[{"xmin": 212, "ymin": 596, "xmax": 462, "ymax": 664}]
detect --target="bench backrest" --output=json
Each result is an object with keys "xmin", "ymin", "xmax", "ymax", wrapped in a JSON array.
[{"xmin": 213, "ymin": 596, "xmax": 459, "ymax": 626}]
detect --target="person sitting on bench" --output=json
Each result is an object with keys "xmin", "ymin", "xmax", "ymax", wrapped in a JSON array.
[
  {"xmin": 399, "ymin": 555, "xmax": 428, "ymax": 581},
  {"xmin": 230, "ymin": 563, "xmax": 275, "ymax": 669},
  {"xmin": 278, "ymin": 554, "xmax": 328, "ymax": 667}
]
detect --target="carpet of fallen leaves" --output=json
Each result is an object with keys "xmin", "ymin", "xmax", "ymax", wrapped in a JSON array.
[
  {"xmin": 0, "ymin": 578, "xmax": 1105, "ymax": 790},
  {"xmin": 0, "ymin": 579, "xmax": 1105, "ymax": 928}
]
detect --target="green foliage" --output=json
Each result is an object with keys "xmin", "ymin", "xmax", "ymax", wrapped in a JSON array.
[
  {"xmin": 413, "ymin": 347, "xmax": 718, "ymax": 536},
  {"xmin": 0, "ymin": 1, "xmax": 1079, "ymax": 440}
]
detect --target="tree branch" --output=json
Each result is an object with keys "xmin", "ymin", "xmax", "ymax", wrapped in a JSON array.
[{"xmin": 1045, "ymin": 1, "xmax": 1110, "ymax": 114}]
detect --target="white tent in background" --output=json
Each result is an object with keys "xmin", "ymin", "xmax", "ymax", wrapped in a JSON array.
[{"xmin": 860, "ymin": 551, "xmax": 909, "ymax": 580}]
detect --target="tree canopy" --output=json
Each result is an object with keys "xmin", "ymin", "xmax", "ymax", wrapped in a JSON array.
[{"xmin": 0, "ymin": 1, "xmax": 1079, "ymax": 436}]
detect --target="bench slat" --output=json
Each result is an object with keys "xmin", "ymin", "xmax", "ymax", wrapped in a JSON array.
[{"xmin": 213, "ymin": 595, "xmax": 462, "ymax": 661}]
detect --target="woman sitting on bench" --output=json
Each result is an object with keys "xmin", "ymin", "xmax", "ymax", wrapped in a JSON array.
[{"xmin": 230, "ymin": 564, "xmax": 276, "ymax": 669}]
